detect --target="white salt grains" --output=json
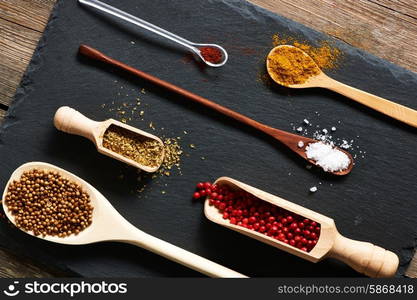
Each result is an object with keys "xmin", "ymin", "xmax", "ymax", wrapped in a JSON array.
[
  {"xmin": 309, "ymin": 186, "xmax": 318, "ymax": 193},
  {"xmin": 305, "ymin": 142, "xmax": 350, "ymax": 172}
]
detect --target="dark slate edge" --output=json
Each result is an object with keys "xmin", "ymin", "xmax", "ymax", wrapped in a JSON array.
[{"xmin": 0, "ymin": 0, "xmax": 81, "ymax": 277}]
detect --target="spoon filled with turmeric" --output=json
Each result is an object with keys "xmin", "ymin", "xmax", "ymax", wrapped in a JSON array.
[{"xmin": 267, "ymin": 45, "xmax": 417, "ymax": 128}]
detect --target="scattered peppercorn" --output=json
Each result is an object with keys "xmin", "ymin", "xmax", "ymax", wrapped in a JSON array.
[
  {"xmin": 199, "ymin": 46, "xmax": 223, "ymax": 64},
  {"xmin": 194, "ymin": 182, "xmax": 320, "ymax": 252},
  {"xmin": 4, "ymin": 169, "xmax": 93, "ymax": 237},
  {"xmin": 103, "ymin": 124, "xmax": 164, "ymax": 168}
]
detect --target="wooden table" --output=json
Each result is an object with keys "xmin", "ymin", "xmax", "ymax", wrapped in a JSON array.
[{"xmin": 0, "ymin": 0, "xmax": 416, "ymax": 277}]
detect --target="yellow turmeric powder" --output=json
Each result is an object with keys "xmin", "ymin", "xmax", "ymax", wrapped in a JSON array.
[
  {"xmin": 272, "ymin": 34, "xmax": 341, "ymax": 70},
  {"xmin": 267, "ymin": 46, "xmax": 320, "ymax": 86},
  {"xmin": 266, "ymin": 34, "xmax": 342, "ymax": 86}
]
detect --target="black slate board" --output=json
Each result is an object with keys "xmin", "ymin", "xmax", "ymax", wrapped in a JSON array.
[{"xmin": 0, "ymin": 0, "xmax": 416, "ymax": 277}]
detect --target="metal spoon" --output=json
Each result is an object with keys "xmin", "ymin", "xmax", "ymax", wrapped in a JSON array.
[
  {"xmin": 267, "ymin": 45, "xmax": 417, "ymax": 128},
  {"xmin": 2, "ymin": 162, "xmax": 246, "ymax": 278},
  {"xmin": 78, "ymin": 0, "xmax": 228, "ymax": 67},
  {"xmin": 204, "ymin": 177, "xmax": 399, "ymax": 277}
]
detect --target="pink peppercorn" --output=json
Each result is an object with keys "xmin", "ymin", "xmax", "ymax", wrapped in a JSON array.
[{"xmin": 194, "ymin": 181, "xmax": 321, "ymax": 252}]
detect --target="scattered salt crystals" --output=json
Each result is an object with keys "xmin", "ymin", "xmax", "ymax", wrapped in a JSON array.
[
  {"xmin": 331, "ymin": 126, "xmax": 336, "ymax": 132},
  {"xmin": 298, "ymin": 141, "xmax": 304, "ymax": 148},
  {"xmin": 303, "ymin": 119, "xmax": 310, "ymax": 125},
  {"xmin": 340, "ymin": 140, "xmax": 351, "ymax": 149},
  {"xmin": 306, "ymin": 165, "xmax": 312, "ymax": 170},
  {"xmin": 305, "ymin": 142, "xmax": 350, "ymax": 172},
  {"xmin": 309, "ymin": 186, "xmax": 318, "ymax": 193},
  {"xmin": 322, "ymin": 129, "xmax": 328, "ymax": 134},
  {"xmin": 296, "ymin": 126, "xmax": 303, "ymax": 132}
]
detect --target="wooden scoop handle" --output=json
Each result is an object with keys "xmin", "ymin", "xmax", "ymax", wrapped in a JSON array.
[
  {"xmin": 327, "ymin": 79, "xmax": 417, "ymax": 128},
  {"xmin": 329, "ymin": 232, "xmax": 399, "ymax": 278},
  {"xmin": 54, "ymin": 106, "xmax": 100, "ymax": 141}
]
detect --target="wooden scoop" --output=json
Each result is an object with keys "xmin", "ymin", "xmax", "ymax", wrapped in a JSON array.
[
  {"xmin": 204, "ymin": 177, "xmax": 399, "ymax": 277},
  {"xmin": 267, "ymin": 45, "xmax": 417, "ymax": 128},
  {"xmin": 78, "ymin": 44, "xmax": 353, "ymax": 176},
  {"xmin": 54, "ymin": 106, "xmax": 164, "ymax": 172},
  {"xmin": 2, "ymin": 162, "xmax": 247, "ymax": 278}
]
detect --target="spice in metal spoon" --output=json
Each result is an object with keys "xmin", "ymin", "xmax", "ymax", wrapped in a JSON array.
[
  {"xmin": 103, "ymin": 124, "xmax": 164, "ymax": 168},
  {"xmin": 267, "ymin": 46, "xmax": 321, "ymax": 86},
  {"xmin": 4, "ymin": 169, "xmax": 93, "ymax": 237},
  {"xmin": 199, "ymin": 46, "xmax": 223, "ymax": 64}
]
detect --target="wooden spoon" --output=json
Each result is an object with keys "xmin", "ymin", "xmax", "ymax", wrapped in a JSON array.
[
  {"xmin": 54, "ymin": 106, "xmax": 164, "ymax": 173},
  {"xmin": 267, "ymin": 45, "xmax": 417, "ymax": 128},
  {"xmin": 204, "ymin": 177, "xmax": 399, "ymax": 277},
  {"xmin": 78, "ymin": 45, "xmax": 353, "ymax": 175},
  {"xmin": 2, "ymin": 162, "xmax": 247, "ymax": 278}
]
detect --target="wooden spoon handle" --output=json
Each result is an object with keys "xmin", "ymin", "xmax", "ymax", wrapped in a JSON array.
[
  {"xmin": 328, "ymin": 232, "xmax": 399, "ymax": 278},
  {"xmin": 327, "ymin": 79, "xmax": 417, "ymax": 128},
  {"xmin": 125, "ymin": 230, "xmax": 247, "ymax": 278},
  {"xmin": 54, "ymin": 106, "xmax": 100, "ymax": 141},
  {"xmin": 79, "ymin": 45, "xmax": 280, "ymax": 136}
]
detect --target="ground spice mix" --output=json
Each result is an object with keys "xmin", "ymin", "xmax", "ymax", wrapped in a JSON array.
[
  {"xmin": 199, "ymin": 46, "xmax": 223, "ymax": 64},
  {"xmin": 103, "ymin": 124, "xmax": 164, "ymax": 168}
]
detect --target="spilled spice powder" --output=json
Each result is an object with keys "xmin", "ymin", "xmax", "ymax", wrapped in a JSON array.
[
  {"xmin": 272, "ymin": 34, "xmax": 341, "ymax": 70},
  {"xmin": 103, "ymin": 124, "xmax": 164, "ymax": 168},
  {"xmin": 160, "ymin": 137, "xmax": 182, "ymax": 172},
  {"xmin": 267, "ymin": 46, "xmax": 320, "ymax": 86}
]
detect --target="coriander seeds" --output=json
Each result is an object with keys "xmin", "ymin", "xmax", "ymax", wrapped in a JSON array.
[{"xmin": 4, "ymin": 169, "xmax": 93, "ymax": 237}]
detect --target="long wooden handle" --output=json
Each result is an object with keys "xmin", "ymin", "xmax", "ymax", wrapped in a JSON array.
[
  {"xmin": 54, "ymin": 106, "xmax": 100, "ymax": 141},
  {"xmin": 329, "ymin": 232, "xmax": 399, "ymax": 278},
  {"xmin": 78, "ymin": 45, "xmax": 280, "ymax": 136},
  {"xmin": 327, "ymin": 79, "xmax": 417, "ymax": 128},
  {"xmin": 123, "ymin": 229, "xmax": 247, "ymax": 278}
]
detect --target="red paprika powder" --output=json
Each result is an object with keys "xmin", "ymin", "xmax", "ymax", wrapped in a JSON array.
[{"xmin": 199, "ymin": 46, "xmax": 223, "ymax": 64}]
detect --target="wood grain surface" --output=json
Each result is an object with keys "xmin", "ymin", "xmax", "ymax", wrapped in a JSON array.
[{"xmin": 0, "ymin": 0, "xmax": 415, "ymax": 278}]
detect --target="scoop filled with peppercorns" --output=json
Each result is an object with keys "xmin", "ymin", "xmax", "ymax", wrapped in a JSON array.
[
  {"xmin": 203, "ymin": 177, "xmax": 399, "ymax": 278},
  {"xmin": 1, "ymin": 162, "xmax": 246, "ymax": 277}
]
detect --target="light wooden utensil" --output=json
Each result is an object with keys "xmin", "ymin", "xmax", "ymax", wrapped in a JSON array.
[
  {"xmin": 2, "ymin": 162, "xmax": 247, "ymax": 278},
  {"xmin": 204, "ymin": 177, "xmax": 399, "ymax": 277},
  {"xmin": 267, "ymin": 45, "xmax": 417, "ymax": 128},
  {"xmin": 54, "ymin": 106, "xmax": 164, "ymax": 172},
  {"xmin": 78, "ymin": 44, "xmax": 353, "ymax": 176}
]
